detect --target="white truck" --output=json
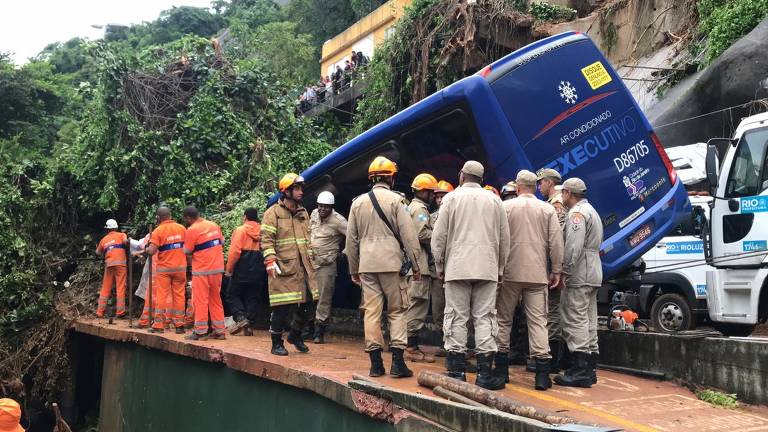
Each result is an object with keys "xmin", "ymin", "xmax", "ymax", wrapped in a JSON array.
[
  {"xmin": 700, "ymin": 111, "xmax": 768, "ymax": 336},
  {"xmin": 605, "ymin": 113, "xmax": 768, "ymax": 336}
]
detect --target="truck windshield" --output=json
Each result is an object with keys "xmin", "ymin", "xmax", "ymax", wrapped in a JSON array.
[{"xmin": 725, "ymin": 127, "xmax": 768, "ymax": 197}]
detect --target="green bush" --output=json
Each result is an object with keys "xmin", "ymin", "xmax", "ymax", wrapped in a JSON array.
[
  {"xmin": 529, "ymin": 2, "xmax": 577, "ymax": 22},
  {"xmin": 697, "ymin": 0, "xmax": 768, "ymax": 62}
]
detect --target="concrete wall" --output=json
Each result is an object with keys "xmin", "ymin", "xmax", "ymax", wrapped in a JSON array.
[{"xmin": 598, "ymin": 331, "xmax": 768, "ymax": 405}]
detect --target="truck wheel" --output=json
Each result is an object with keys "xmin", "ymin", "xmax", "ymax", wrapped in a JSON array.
[
  {"xmin": 651, "ymin": 293, "xmax": 695, "ymax": 333},
  {"xmin": 712, "ymin": 323, "xmax": 756, "ymax": 337}
]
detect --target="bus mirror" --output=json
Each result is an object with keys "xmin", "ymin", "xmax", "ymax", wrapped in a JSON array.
[{"xmin": 705, "ymin": 144, "xmax": 719, "ymax": 195}]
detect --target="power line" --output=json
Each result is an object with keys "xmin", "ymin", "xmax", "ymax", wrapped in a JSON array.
[{"xmin": 654, "ymin": 98, "xmax": 768, "ymax": 130}]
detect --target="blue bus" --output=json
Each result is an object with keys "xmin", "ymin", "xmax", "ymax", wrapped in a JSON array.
[{"xmin": 292, "ymin": 32, "xmax": 690, "ymax": 278}]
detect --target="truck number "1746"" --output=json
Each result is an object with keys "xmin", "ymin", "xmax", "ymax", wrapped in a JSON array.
[{"xmin": 614, "ymin": 141, "xmax": 649, "ymax": 173}]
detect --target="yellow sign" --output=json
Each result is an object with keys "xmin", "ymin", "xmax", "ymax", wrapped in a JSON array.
[{"xmin": 581, "ymin": 61, "xmax": 612, "ymax": 90}]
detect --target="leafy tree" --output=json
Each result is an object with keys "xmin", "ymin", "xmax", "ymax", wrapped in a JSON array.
[
  {"xmin": 216, "ymin": 0, "xmax": 286, "ymax": 27},
  {"xmin": 350, "ymin": 0, "xmax": 388, "ymax": 19},
  {"xmin": 286, "ymin": 0, "xmax": 357, "ymax": 47}
]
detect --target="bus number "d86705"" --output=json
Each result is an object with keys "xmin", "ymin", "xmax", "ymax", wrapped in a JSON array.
[{"xmin": 614, "ymin": 141, "xmax": 649, "ymax": 172}]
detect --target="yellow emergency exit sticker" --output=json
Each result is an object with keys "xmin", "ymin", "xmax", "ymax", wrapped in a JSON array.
[{"xmin": 581, "ymin": 61, "xmax": 612, "ymax": 90}]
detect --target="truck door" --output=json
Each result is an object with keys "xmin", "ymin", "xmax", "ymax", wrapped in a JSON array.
[{"xmin": 711, "ymin": 126, "xmax": 768, "ymax": 267}]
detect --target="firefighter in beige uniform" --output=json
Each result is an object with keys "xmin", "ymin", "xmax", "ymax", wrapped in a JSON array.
[
  {"xmin": 404, "ymin": 173, "xmax": 439, "ymax": 363},
  {"xmin": 310, "ymin": 191, "xmax": 347, "ymax": 344},
  {"xmin": 431, "ymin": 161, "xmax": 510, "ymax": 390},
  {"xmin": 554, "ymin": 178, "xmax": 603, "ymax": 388},
  {"xmin": 494, "ymin": 170, "xmax": 563, "ymax": 391},
  {"xmin": 346, "ymin": 156, "xmax": 422, "ymax": 378},
  {"xmin": 537, "ymin": 168, "xmax": 567, "ymax": 372},
  {"xmin": 429, "ymin": 180, "xmax": 453, "ymax": 357}
]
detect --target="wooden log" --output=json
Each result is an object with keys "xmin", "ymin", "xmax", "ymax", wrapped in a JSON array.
[
  {"xmin": 433, "ymin": 386, "xmax": 487, "ymax": 408},
  {"xmin": 417, "ymin": 370, "xmax": 572, "ymax": 425}
]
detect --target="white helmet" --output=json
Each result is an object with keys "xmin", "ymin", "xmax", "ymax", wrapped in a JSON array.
[
  {"xmin": 104, "ymin": 219, "xmax": 118, "ymax": 229},
  {"xmin": 317, "ymin": 191, "xmax": 335, "ymax": 205}
]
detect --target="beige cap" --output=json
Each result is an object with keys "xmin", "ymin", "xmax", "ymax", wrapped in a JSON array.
[
  {"xmin": 461, "ymin": 160, "xmax": 484, "ymax": 178},
  {"xmin": 562, "ymin": 177, "xmax": 587, "ymax": 194},
  {"xmin": 516, "ymin": 170, "xmax": 537, "ymax": 186},
  {"xmin": 537, "ymin": 168, "xmax": 562, "ymax": 181}
]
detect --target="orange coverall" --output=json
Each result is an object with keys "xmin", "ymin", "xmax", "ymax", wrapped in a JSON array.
[
  {"xmin": 184, "ymin": 218, "xmax": 226, "ymax": 336},
  {"xmin": 96, "ymin": 231, "xmax": 128, "ymax": 317},
  {"xmin": 149, "ymin": 220, "xmax": 187, "ymax": 330}
]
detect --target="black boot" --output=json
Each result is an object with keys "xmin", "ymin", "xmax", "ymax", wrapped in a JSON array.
[
  {"xmin": 589, "ymin": 352, "xmax": 598, "ymax": 384},
  {"xmin": 548, "ymin": 339, "xmax": 563, "ymax": 374},
  {"xmin": 534, "ymin": 358, "xmax": 552, "ymax": 391},
  {"xmin": 560, "ymin": 344, "xmax": 572, "ymax": 371},
  {"xmin": 389, "ymin": 348, "xmax": 413, "ymax": 378},
  {"xmin": 446, "ymin": 352, "xmax": 467, "ymax": 381},
  {"xmin": 368, "ymin": 349, "xmax": 385, "ymax": 377},
  {"xmin": 270, "ymin": 333, "xmax": 288, "ymax": 356},
  {"xmin": 287, "ymin": 330, "xmax": 310, "ymax": 353},
  {"xmin": 525, "ymin": 358, "xmax": 536, "ymax": 373},
  {"xmin": 493, "ymin": 352, "xmax": 510, "ymax": 383},
  {"xmin": 554, "ymin": 352, "xmax": 592, "ymax": 388},
  {"xmin": 313, "ymin": 323, "xmax": 326, "ymax": 344},
  {"xmin": 475, "ymin": 353, "xmax": 505, "ymax": 390}
]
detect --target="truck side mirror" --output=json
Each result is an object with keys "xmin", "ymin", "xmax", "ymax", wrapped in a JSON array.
[
  {"xmin": 705, "ymin": 144, "xmax": 720, "ymax": 196},
  {"xmin": 691, "ymin": 206, "xmax": 706, "ymax": 236}
]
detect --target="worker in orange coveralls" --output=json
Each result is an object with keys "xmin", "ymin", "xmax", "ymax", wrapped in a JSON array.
[
  {"xmin": 182, "ymin": 205, "xmax": 226, "ymax": 341},
  {"xmin": 0, "ymin": 398, "xmax": 24, "ymax": 432},
  {"xmin": 145, "ymin": 207, "xmax": 187, "ymax": 334},
  {"xmin": 95, "ymin": 219, "xmax": 128, "ymax": 318}
]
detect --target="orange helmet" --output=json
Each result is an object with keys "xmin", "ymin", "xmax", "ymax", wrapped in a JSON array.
[
  {"xmin": 278, "ymin": 173, "xmax": 304, "ymax": 192},
  {"xmin": 368, "ymin": 156, "xmax": 398, "ymax": 178},
  {"xmin": 411, "ymin": 173, "xmax": 438, "ymax": 191},
  {"xmin": 484, "ymin": 185, "xmax": 500, "ymax": 197},
  {"xmin": 435, "ymin": 180, "xmax": 454, "ymax": 194}
]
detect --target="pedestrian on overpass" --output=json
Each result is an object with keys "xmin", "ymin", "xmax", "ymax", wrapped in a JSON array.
[
  {"xmin": 310, "ymin": 191, "xmax": 348, "ymax": 344},
  {"xmin": 225, "ymin": 207, "xmax": 266, "ymax": 337},
  {"xmin": 183, "ymin": 206, "xmax": 226, "ymax": 340},
  {"xmin": 405, "ymin": 173, "xmax": 438, "ymax": 363},
  {"xmin": 262, "ymin": 174, "xmax": 319, "ymax": 356},
  {"xmin": 494, "ymin": 170, "xmax": 563, "ymax": 391},
  {"xmin": 95, "ymin": 219, "xmax": 128, "ymax": 318},
  {"xmin": 555, "ymin": 178, "xmax": 603, "ymax": 388},
  {"xmin": 537, "ymin": 168, "xmax": 568, "ymax": 373},
  {"xmin": 346, "ymin": 156, "xmax": 422, "ymax": 378},
  {"xmin": 432, "ymin": 161, "xmax": 510, "ymax": 390},
  {"xmin": 429, "ymin": 180, "xmax": 453, "ymax": 358},
  {"xmin": 145, "ymin": 207, "xmax": 187, "ymax": 334}
]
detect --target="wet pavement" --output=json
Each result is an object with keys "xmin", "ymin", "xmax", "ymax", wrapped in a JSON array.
[{"xmin": 76, "ymin": 318, "xmax": 768, "ymax": 432}]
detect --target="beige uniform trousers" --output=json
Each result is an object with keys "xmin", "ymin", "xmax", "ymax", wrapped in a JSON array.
[
  {"xmin": 406, "ymin": 275, "xmax": 432, "ymax": 336},
  {"xmin": 314, "ymin": 263, "xmax": 337, "ymax": 324},
  {"xmin": 547, "ymin": 287, "xmax": 562, "ymax": 340},
  {"xmin": 496, "ymin": 282, "xmax": 551, "ymax": 359},
  {"xmin": 361, "ymin": 272, "xmax": 409, "ymax": 351},
  {"xmin": 444, "ymin": 279, "xmax": 498, "ymax": 354},
  {"xmin": 560, "ymin": 285, "xmax": 599, "ymax": 354},
  {"xmin": 430, "ymin": 277, "xmax": 445, "ymax": 330}
]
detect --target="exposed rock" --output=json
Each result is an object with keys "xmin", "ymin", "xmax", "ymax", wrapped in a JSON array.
[{"xmin": 649, "ymin": 17, "xmax": 768, "ymax": 147}]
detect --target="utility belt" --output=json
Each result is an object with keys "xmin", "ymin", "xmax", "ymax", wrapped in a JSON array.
[
  {"xmin": 159, "ymin": 242, "xmax": 184, "ymax": 252},
  {"xmin": 194, "ymin": 238, "xmax": 222, "ymax": 252}
]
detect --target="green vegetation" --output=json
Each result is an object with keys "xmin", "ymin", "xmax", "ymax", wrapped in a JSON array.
[
  {"xmin": 696, "ymin": 389, "xmax": 739, "ymax": 408},
  {"xmin": 697, "ymin": 0, "xmax": 768, "ymax": 62},
  {"xmin": 529, "ymin": 2, "xmax": 577, "ymax": 22}
]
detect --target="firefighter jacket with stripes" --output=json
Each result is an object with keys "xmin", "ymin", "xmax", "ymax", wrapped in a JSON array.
[
  {"xmin": 150, "ymin": 220, "xmax": 187, "ymax": 273},
  {"xmin": 184, "ymin": 218, "xmax": 225, "ymax": 276},
  {"xmin": 261, "ymin": 199, "xmax": 319, "ymax": 306},
  {"xmin": 97, "ymin": 231, "xmax": 128, "ymax": 267}
]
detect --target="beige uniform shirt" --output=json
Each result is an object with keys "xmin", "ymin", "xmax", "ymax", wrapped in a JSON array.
[
  {"xmin": 502, "ymin": 194, "xmax": 564, "ymax": 284},
  {"xmin": 310, "ymin": 209, "xmax": 347, "ymax": 268},
  {"xmin": 406, "ymin": 197, "xmax": 434, "ymax": 278},
  {"xmin": 548, "ymin": 189, "xmax": 567, "ymax": 227},
  {"xmin": 563, "ymin": 199, "xmax": 603, "ymax": 287},
  {"xmin": 431, "ymin": 182, "xmax": 510, "ymax": 282},
  {"xmin": 346, "ymin": 183, "xmax": 421, "ymax": 274}
]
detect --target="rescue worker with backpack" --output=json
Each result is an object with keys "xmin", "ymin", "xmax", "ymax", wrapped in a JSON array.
[
  {"xmin": 346, "ymin": 156, "xmax": 422, "ymax": 378},
  {"xmin": 226, "ymin": 207, "xmax": 266, "ymax": 336},
  {"xmin": 262, "ymin": 173, "xmax": 319, "ymax": 356}
]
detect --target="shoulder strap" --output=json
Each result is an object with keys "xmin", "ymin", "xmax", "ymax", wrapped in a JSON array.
[{"xmin": 368, "ymin": 191, "xmax": 406, "ymax": 251}]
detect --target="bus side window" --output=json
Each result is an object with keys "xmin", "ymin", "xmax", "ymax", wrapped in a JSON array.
[{"xmin": 398, "ymin": 109, "xmax": 489, "ymax": 185}]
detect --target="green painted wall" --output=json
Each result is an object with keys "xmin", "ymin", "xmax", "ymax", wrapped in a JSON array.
[{"xmin": 99, "ymin": 343, "xmax": 394, "ymax": 432}]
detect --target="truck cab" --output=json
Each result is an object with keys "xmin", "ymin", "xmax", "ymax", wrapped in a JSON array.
[{"xmin": 702, "ymin": 112, "xmax": 768, "ymax": 336}]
